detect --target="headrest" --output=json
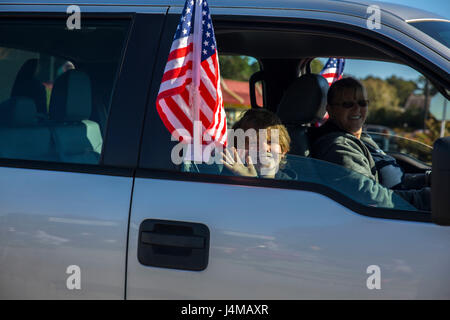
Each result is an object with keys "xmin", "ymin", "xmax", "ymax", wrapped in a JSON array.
[
  {"xmin": 0, "ymin": 97, "xmax": 38, "ymax": 126},
  {"xmin": 49, "ymin": 70, "xmax": 92, "ymax": 122},
  {"xmin": 277, "ymin": 74, "xmax": 329, "ymax": 125},
  {"xmin": 10, "ymin": 59, "xmax": 47, "ymax": 114},
  {"xmin": 16, "ymin": 59, "xmax": 39, "ymax": 78}
]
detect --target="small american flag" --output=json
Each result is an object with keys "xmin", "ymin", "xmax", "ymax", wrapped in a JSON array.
[
  {"xmin": 320, "ymin": 57, "xmax": 345, "ymax": 86},
  {"xmin": 156, "ymin": 0, "xmax": 227, "ymax": 149},
  {"xmin": 315, "ymin": 58, "xmax": 346, "ymax": 126}
]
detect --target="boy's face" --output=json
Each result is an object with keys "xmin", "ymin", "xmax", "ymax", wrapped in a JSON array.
[{"xmin": 245, "ymin": 128, "xmax": 285, "ymax": 177}]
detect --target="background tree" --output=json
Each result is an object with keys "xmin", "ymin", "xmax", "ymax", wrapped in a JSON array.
[
  {"xmin": 361, "ymin": 76, "xmax": 404, "ymax": 127},
  {"xmin": 400, "ymin": 105, "xmax": 423, "ymax": 130},
  {"xmin": 310, "ymin": 59, "xmax": 324, "ymax": 74},
  {"xmin": 417, "ymin": 75, "xmax": 438, "ymax": 129},
  {"xmin": 401, "ymin": 116, "xmax": 450, "ymax": 148},
  {"xmin": 417, "ymin": 75, "xmax": 438, "ymax": 96},
  {"xmin": 219, "ymin": 55, "xmax": 259, "ymax": 81},
  {"xmin": 361, "ymin": 76, "xmax": 400, "ymax": 109},
  {"xmin": 386, "ymin": 75, "xmax": 417, "ymax": 107}
]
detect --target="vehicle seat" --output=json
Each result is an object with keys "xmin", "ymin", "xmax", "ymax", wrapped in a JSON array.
[
  {"xmin": 0, "ymin": 97, "xmax": 54, "ymax": 161},
  {"xmin": 276, "ymin": 74, "xmax": 328, "ymax": 157},
  {"xmin": 48, "ymin": 70, "xmax": 102, "ymax": 164},
  {"xmin": 10, "ymin": 59, "xmax": 48, "ymax": 115}
]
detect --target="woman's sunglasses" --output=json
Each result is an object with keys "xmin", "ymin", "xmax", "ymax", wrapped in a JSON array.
[{"xmin": 333, "ymin": 100, "xmax": 369, "ymax": 108}]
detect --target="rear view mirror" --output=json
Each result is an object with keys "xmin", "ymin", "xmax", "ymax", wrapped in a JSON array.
[{"xmin": 431, "ymin": 137, "xmax": 450, "ymax": 226}]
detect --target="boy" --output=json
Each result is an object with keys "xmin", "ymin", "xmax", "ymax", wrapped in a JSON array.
[{"xmin": 222, "ymin": 108, "xmax": 294, "ymax": 179}]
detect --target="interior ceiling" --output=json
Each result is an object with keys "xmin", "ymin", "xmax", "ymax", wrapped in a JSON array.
[
  {"xmin": 215, "ymin": 29, "xmax": 399, "ymax": 63},
  {"xmin": 0, "ymin": 24, "xmax": 126, "ymax": 63}
]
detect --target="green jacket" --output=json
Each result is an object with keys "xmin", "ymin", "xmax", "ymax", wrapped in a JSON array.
[
  {"xmin": 312, "ymin": 126, "xmax": 379, "ymax": 182},
  {"xmin": 311, "ymin": 121, "xmax": 430, "ymax": 211}
]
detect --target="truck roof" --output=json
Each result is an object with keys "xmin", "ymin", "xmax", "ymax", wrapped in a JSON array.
[{"xmin": 0, "ymin": 0, "xmax": 447, "ymax": 22}]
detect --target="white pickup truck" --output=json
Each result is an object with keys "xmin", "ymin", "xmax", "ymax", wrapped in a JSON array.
[{"xmin": 0, "ymin": 0, "xmax": 449, "ymax": 299}]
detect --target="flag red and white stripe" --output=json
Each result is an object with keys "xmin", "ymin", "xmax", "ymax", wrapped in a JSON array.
[
  {"xmin": 156, "ymin": 0, "xmax": 227, "ymax": 148},
  {"xmin": 320, "ymin": 58, "xmax": 345, "ymax": 86},
  {"xmin": 315, "ymin": 58, "xmax": 346, "ymax": 126}
]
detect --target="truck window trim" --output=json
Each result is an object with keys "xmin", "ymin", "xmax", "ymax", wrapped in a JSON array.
[
  {"xmin": 138, "ymin": 16, "xmax": 444, "ymax": 223},
  {"xmin": 135, "ymin": 167, "xmax": 432, "ymax": 223}
]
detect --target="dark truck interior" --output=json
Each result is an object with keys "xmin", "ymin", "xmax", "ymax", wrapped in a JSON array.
[{"xmin": 0, "ymin": 18, "xmax": 129, "ymax": 163}]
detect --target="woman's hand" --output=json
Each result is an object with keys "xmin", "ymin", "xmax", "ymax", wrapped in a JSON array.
[{"xmin": 221, "ymin": 147, "xmax": 258, "ymax": 178}]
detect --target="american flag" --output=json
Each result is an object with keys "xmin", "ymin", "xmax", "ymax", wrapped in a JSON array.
[
  {"xmin": 156, "ymin": 0, "xmax": 227, "ymax": 148},
  {"xmin": 320, "ymin": 57, "xmax": 345, "ymax": 86},
  {"xmin": 315, "ymin": 58, "xmax": 346, "ymax": 126}
]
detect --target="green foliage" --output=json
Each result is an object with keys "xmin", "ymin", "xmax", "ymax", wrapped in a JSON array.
[
  {"xmin": 400, "ymin": 105, "xmax": 424, "ymax": 129},
  {"xmin": 45, "ymin": 86, "xmax": 51, "ymax": 112},
  {"xmin": 219, "ymin": 55, "xmax": 259, "ymax": 81},
  {"xmin": 366, "ymin": 106, "xmax": 404, "ymax": 128},
  {"xmin": 361, "ymin": 76, "xmax": 400, "ymax": 110},
  {"xmin": 366, "ymin": 105, "xmax": 425, "ymax": 130},
  {"xmin": 417, "ymin": 75, "xmax": 438, "ymax": 96},
  {"xmin": 386, "ymin": 75, "xmax": 417, "ymax": 106},
  {"xmin": 401, "ymin": 117, "xmax": 450, "ymax": 148},
  {"xmin": 361, "ymin": 75, "xmax": 428, "ymax": 132},
  {"xmin": 310, "ymin": 59, "xmax": 324, "ymax": 74}
]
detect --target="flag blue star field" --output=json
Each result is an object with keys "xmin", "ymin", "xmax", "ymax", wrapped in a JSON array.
[
  {"xmin": 156, "ymin": 0, "xmax": 227, "ymax": 146},
  {"xmin": 320, "ymin": 58, "xmax": 345, "ymax": 86}
]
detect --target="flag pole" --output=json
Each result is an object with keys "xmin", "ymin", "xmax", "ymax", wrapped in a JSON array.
[{"xmin": 192, "ymin": 0, "xmax": 203, "ymax": 162}]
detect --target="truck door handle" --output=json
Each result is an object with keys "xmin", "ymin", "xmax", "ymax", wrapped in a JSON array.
[
  {"xmin": 141, "ymin": 232, "xmax": 205, "ymax": 249},
  {"xmin": 138, "ymin": 219, "xmax": 210, "ymax": 271}
]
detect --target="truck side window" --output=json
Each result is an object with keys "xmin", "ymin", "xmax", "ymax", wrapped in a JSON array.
[
  {"xmin": 0, "ymin": 19, "xmax": 129, "ymax": 164},
  {"xmin": 141, "ymin": 35, "xmax": 437, "ymax": 216}
]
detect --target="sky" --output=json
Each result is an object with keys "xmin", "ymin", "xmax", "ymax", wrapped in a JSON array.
[
  {"xmin": 326, "ymin": 59, "xmax": 422, "ymax": 81},
  {"xmin": 384, "ymin": 0, "xmax": 450, "ymax": 19}
]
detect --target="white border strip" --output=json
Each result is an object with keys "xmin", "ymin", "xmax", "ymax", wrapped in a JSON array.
[{"xmin": 406, "ymin": 18, "xmax": 450, "ymax": 23}]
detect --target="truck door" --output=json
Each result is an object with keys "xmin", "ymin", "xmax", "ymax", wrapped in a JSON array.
[
  {"xmin": 0, "ymin": 7, "xmax": 166, "ymax": 299},
  {"xmin": 126, "ymin": 8, "xmax": 450, "ymax": 299}
]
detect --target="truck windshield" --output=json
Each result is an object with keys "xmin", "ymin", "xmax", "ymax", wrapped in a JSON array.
[{"xmin": 409, "ymin": 20, "xmax": 450, "ymax": 48}]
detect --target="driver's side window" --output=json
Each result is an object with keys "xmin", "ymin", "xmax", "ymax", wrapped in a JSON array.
[
  {"xmin": 213, "ymin": 57, "xmax": 438, "ymax": 212},
  {"xmin": 311, "ymin": 57, "xmax": 444, "ymax": 164}
]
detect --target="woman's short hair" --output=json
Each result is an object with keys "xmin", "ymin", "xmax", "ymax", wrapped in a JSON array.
[
  {"xmin": 232, "ymin": 108, "xmax": 291, "ymax": 154},
  {"xmin": 327, "ymin": 77, "xmax": 366, "ymax": 105}
]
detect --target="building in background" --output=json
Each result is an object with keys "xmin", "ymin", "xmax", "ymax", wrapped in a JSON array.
[{"xmin": 221, "ymin": 78, "xmax": 262, "ymax": 127}]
